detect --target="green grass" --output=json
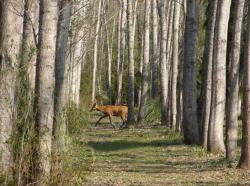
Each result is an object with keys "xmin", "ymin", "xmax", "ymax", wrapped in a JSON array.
[{"xmin": 63, "ymin": 111, "xmax": 250, "ymax": 186}]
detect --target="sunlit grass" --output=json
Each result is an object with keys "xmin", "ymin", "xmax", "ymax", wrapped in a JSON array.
[{"xmin": 62, "ymin": 109, "xmax": 250, "ymax": 185}]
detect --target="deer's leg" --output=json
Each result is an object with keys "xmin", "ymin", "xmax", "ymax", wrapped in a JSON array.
[
  {"xmin": 108, "ymin": 115, "xmax": 116, "ymax": 129},
  {"xmin": 119, "ymin": 115, "xmax": 126, "ymax": 129},
  {"xmin": 95, "ymin": 115, "xmax": 108, "ymax": 126}
]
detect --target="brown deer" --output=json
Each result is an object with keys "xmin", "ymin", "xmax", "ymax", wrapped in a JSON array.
[{"xmin": 90, "ymin": 102, "xmax": 128, "ymax": 129}]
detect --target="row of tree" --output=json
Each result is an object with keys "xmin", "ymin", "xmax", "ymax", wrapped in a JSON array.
[{"xmin": 0, "ymin": 0, "xmax": 89, "ymax": 184}]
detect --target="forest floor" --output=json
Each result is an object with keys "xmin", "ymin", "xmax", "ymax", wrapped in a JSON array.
[{"xmin": 63, "ymin": 112, "xmax": 250, "ymax": 186}]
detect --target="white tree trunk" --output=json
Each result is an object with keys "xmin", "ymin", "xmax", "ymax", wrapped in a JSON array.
[
  {"xmin": 171, "ymin": 0, "xmax": 180, "ymax": 130},
  {"xmin": 35, "ymin": 0, "xmax": 58, "ymax": 183},
  {"xmin": 138, "ymin": 35, "xmax": 144, "ymax": 108},
  {"xmin": 127, "ymin": 0, "xmax": 136, "ymax": 124},
  {"xmin": 116, "ymin": 0, "xmax": 127, "ymax": 104},
  {"xmin": 208, "ymin": 0, "xmax": 232, "ymax": 154},
  {"xmin": 226, "ymin": 0, "xmax": 245, "ymax": 161},
  {"xmin": 137, "ymin": 0, "xmax": 151, "ymax": 126},
  {"xmin": 200, "ymin": 0, "xmax": 218, "ymax": 149},
  {"xmin": 92, "ymin": 0, "xmax": 102, "ymax": 103},
  {"xmin": 151, "ymin": 0, "xmax": 158, "ymax": 99},
  {"xmin": 158, "ymin": 0, "xmax": 168, "ymax": 126},
  {"xmin": 70, "ymin": 0, "xmax": 87, "ymax": 107},
  {"xmin": 104, "ymin": 5, "xmax": 112, "ymax": 104},
  {"xmin": 0, "ymin": 0, "xmax": 24, "ymax": 179},
  {"xmin": 54, "ymin": 0, "xmax": 72, "ymax": 153},
  {"xmin": 22, "ymin": 0, "xmax": 39, "ymax": 91}
]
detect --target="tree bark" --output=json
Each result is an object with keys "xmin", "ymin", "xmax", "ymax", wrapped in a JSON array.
[
  {"xmin": 0, "ymin": 0, "xmax": 24, "ymax": 180},
  {"xmin": 176, "ymin": 0, "xmax": 186, "ymax": 133},
  {"xmin": 34, "ymin": 0, "xmax": 58, "ymax": 183},
  {"xmin": 104, "ymin": 4, "xmax": 112, "ymax": 104},
  {"xmin": 158, "ymin": 0, "xmax": 168, "ymax": 126},
  {"xmin": 54, "ymin": 0, "xmax": 72, "ymax": 155},
  {"xmin": 183, "ymin": 0, "xmax": 200, "ymax": 144},
  {"xmin": 127, "ymin": 0, "xmax": 136, "ymax": 124},
  {"xmin": 138, "ymin": 35, "xmax": 144, "ymax": 108},
  {"xmin": 238, "ymin": 0, "xmax": 250, "ymax": 170},
  {"xmin": 92, "ymin": 0, "xmax": 102, "ymax": 103},
  {"xmin": 151, "ymin": 0, "xmax": 158, "ymax": 99},
  {"xmin": 226, "ymin": 0, "xmax": 245, "ymax": 162},
  {"xmin": 22, "ymin": 0, "xmax": 39, "ymax": 91},
  {"xmin": 137, "ymin": 0, "xmax": 151, "ymax": 126},
  {"xmin": 171, "ymin": 0, "xmax": 180, "ymax": 130},
  {"xmin": 70, "ymin": 0, "xmax": 87, "ymax": 107},
  {"xmin": 208, "ymin": 0, "xmax": 231, "ymax": 154},
  {"xmin": 116, "ymin": 0, "xmax": 127, "ymax": 104},
  {"xmin": 200, "ymin": 0, "xmax": 218, "ymax": 149}
]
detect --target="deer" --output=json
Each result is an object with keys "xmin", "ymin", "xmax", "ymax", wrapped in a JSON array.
[{"xmin": 90, "ymin": 101, "xmax": 128, "ymax": 129}]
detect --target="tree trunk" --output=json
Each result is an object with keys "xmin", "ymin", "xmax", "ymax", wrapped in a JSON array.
[
  {"xmin": 226, "ymin": 0, "xmax": 245, "ymax": 162},
  {"xmin": 176, "ymin": 0, "xmax": 186, "ymax": 133},
  {"xmin": 158, "ymin": 0, "xmax": 169, "ymax": 126},
  {"xmin": 183, "ymin": 0, "xmax": 200, "ymax": 144},
  {"xmin": 166, "ymin": 0, "xmax": 174, "ymax": 71},
  {"xmin": 151, "ymin": 0, "xmax": 158, "ymax": 99},
  {"xmin": 92, "ymin": 0, "xmax": 102, "ymax": 103},
  {"xmin": 54, "ymin": 0, "xmax": 72, "ymax": 156},
  {"xmin": 138, "ymin": 35, "xmax": 144, "ymax": 108},
  {"xmin": 170, "ymin": 0, "xmax": 180, "ymax": 130},
  {"xmin": 238, "ymin": 1, "xmax": 250, "ymax": 170},
  {"xmin": 70, "ymin": 0, "xmax": 87, "ymax": 107},
  {"xmin": 200, "ymin": 0, "xmax": 218, "ymax": 149},
  {"xmin": 104, "ymin": 5, "xmax": 112, "ymax": 104},
  {"xmin": 116, "ymin": 0, "xmax": 127, "ymax": 104},
  {"xmin": 137, "ymin": 0, "xmax": 151, "ymax": 126},
  {"xmin": 0, "ymin": 0, "xmax": 24, "ymax": 180},
  {"xmin": 127, "ymin": 0, "xmax": 136, "ymax": 124},
  {"xmin": 208, "ymin": 0, "xmax": 231, "ymax": 154},
  {"xmin": 34, "ymin": 0, "xmax": 58, "ymax": 183},
  {"xmin": 22, "ymin": 0, "xmax": 39, "ymax": 91}
]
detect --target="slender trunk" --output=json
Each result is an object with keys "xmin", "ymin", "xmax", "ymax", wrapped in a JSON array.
[
  {"xmin": 34, "ymin": 0, "xmax": 58, "ymax": 183},
  {"xmin": 116, "ymin": 6, "xmax": 122, "ymax": 104},
  {"xmin": 176, "ymin": 0, "xmax": 186, "ymax": 133},
  {"xmin": 104, "ymin": 5, "xmax": 112, "ymax": 104},
  {"xmin": 138, "ymin": 36, "xmax": 144, "ymax": 108},
  {"xmin": 137, "ymin": 0, "xmax": 151, "ymax": 126},
  {"xmin": 183, "ymin": 0, "xmax": 200, "ymax": 144},
  {"xmin": 158, "ymin": 0, "xmax": 168, "ymax": 126},
  {"xmin": 166, "ymin": 0, "xmax": 174, "ymax": 69},
  {"xmin": 171, "ymin": 0, "xmax": 180, "ymax": 130},
  {"xmin": 127, "ymin": 0, "xmax": 136, "ymax": 124},
  {"xmin": 22, "ymin": 0, "xmax": 39, "ymax": 91},
  {"xmin": 200, "ymin": 0, "xmax": 218, "ymax": 149},
  {"xmin": 151, "ymin": 0, "xmax": 158, "ymax": 99},
  {"xmin": 0, "ymin": 0, "xmax": 24, "ymax": 180},
  {"xmin": 226, "ymin": 0, "xmax": 245, "ymax": 162},
  {"xmin": 238, "ymin": 0, "xmax": 250, "ymax": 170},
  {"xmin": 92, "ymin": 0, "xmax": 102, "ymax": 103},
  {"xmin": 117, "ymin": 0, "xmax": 126, "ymax": 104},
  {"xmin": 116, "ymin": 0, "xmax": 127, "ymax": 104},
  {"xmin": 71, "ymin": 0, "xmax": 87, "ymax": 107},
  {"xmin": 54, "ymin": 0, "xmax": 72, "ymax": 155},
  {"xmin": 208, "ymin": 0, "xmax": 232, "ymax": 154}
]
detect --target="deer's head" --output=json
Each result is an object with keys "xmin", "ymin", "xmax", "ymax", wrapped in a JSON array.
[{"xmin": 90, "ymin": 102, "xmax": 97, "ymax": 112}]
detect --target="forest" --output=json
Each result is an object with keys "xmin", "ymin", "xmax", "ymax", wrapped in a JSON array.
[{"xmin": 1, "ymin": 0, "xmax": 250, "ymax": 185}]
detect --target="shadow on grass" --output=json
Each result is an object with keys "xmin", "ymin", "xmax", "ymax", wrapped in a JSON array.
[{"xmin": 87, "ymin": 139, "xmax": 183, "ymax": 152}]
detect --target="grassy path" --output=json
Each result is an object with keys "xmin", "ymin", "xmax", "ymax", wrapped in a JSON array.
[{"xmin": 65, "ymin": 114, "xmax": 250, "ymax": 186}]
